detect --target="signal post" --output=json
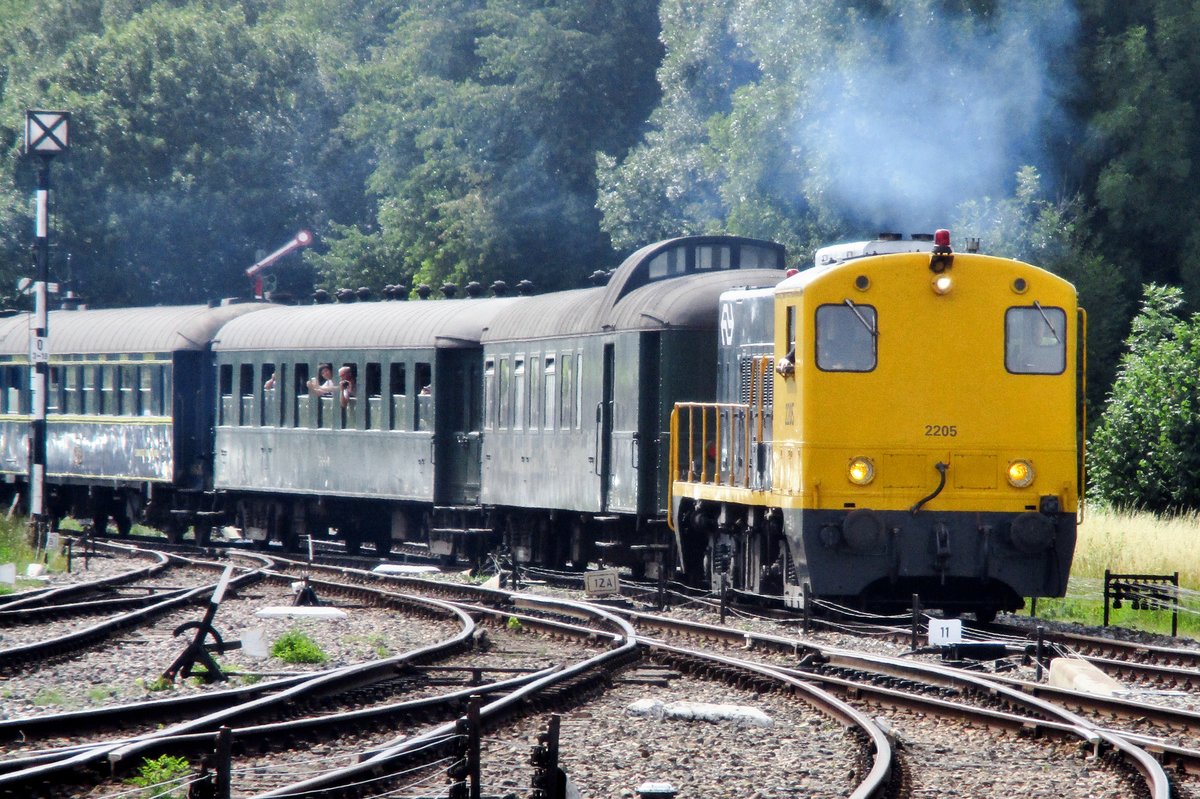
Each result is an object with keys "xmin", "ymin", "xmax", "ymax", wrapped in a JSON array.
[{"xmin": 24, "ymin": 110, "xmax": 69, "ymax": 545}]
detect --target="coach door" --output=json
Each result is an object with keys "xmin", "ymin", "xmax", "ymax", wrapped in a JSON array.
[
  {"xmin": 597, "ymin": 343, "xmax": 615, "ymax": 512},
  {"xmin": 605, "ymin": 335, "xmax": 656, "ymax": 514},
  {"xmin": 434, "ymin": 349, "xmax": 483, "ymax": 505}
]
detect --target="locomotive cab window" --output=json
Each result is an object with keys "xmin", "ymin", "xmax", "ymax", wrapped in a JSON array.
[
  {"xmin": 1006, "ymin": 305, "xmax": 1066, "ymax": 374},
  {"xmin": 815, "ymin": 304, "xmax": 877, "ymax": 372}
]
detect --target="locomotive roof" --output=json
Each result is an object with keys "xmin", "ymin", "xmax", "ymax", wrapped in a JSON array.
[
  {"xmin": 0, "ymin": 303, "xmax": 271, "ymax": 356},
  {"xmin": 482, "ymin": 235, "xmax": 787, "ymax": 341},
  {"xmin": 211, "ymin": 297, "xmax": 522, "ymax": 352}
]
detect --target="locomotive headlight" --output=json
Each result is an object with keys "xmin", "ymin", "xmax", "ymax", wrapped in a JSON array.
[
  {"xmin": 1006, "ymin": 459, "xmax": 1035, "ymax": 488},
  {"xmin": 932, "ymin": 274, "xmax": 953, "ymax": 295},
  {"xmin": 848, "ymin": 456, "xmax": 875, "ymax": 486}
]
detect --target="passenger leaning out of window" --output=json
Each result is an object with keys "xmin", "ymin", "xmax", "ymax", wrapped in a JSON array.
[
  {"xmin": 338, "ymin": 366, "xmax": 356, "ymax": 408},
  {"xmin": 307, "ymin": 363, "xmax": 335, "ymax": 397}
]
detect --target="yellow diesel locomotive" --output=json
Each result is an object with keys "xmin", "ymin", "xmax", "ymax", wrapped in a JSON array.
[{"xmin": 670, "ymin": 231, "xmax": 1082, "ymax": 620}]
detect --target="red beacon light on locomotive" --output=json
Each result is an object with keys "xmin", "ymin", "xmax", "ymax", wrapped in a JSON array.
[{"xmin": 929, "ymin": 229, "xmax": 954, "ymax": 289}]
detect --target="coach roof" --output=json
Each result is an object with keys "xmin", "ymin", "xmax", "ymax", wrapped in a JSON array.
[
  {"xmin": 212, "ymin": 297, "xmax": 522, "ymax": 352},
  {"xmin": 482, "ymin": 235, "xmax": 786, "ymax": 342},
  {"xmin": 481, "ymin": 269, "xmax": 786, "ymax": 341},
  {"xmin": 0, "ymin": 303, "xmax": 271, "ymax": 356}
]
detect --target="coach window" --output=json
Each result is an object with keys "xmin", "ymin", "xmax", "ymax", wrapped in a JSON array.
[
  {"xmin": 696, "ymin": 245, "xmax": 731, "ymax": 271},
  {"xmin": 648, "ymin": 247, "xmax": 687, "ymax": 280},
  {"xmin": 1005, "ymin": 305, "xmax": 1066, "ymax": 374},
  {"xmin": 45, "ymin": 366, "xmax": 59, "ymax": 413},
  {"xmin": 365, "ymin": 362, "xmax": 382, "ymax": 430},
  {"xmin": 415, "ymin": 361, "xmax": 432, "ymax": 431},
  {"xmin": 815, "ymin": 304, "xmax": 877, "ymax": 372},
  {"xmin": 218, "ymin": 364, "xmax": 233, "ymax": 424},
  {"xmin": 81, "ymin": 365, "xmax": 97, "ymax": 414},
  {"xmin": 575, "ymin": 353, "xmax": 584, "ymax": 429},
  {"xmin": 389, "ymin": 362, "xmax": 407, "ymax": 431},
  {"xmin": 100, "ymin": 365, "xmax": 116, "ymax": 414},
  {"xmin": 118, "ymin": 365, "xmax": 136, "ymax": 415},
  {"xmin": 498, "ymin": 356, "xmax": 511, "ymax": 430},
  {"xmin": 161, "ymin": 365, "xmax": 173, "ymax": 416},
  {"xmin": 238, "ymin": 364, "xmax": 254, "ymax": 425},
  {"xmin": 63, "ymin": 366, "xmax": 79, "ymax": 414},
  {"xmin": 740, "ymin": 244, "xmax": 782, "ymax": 270},
  {"xmin": 542, "ymin": 357, "xmax": 556, "ymax": 431},
  {"xmin": 513, "ymin": 357, "xmax": 525, "ymax": 431},
  {"xmin": 292, "ymin": 363, "xmax": 309, "ymax": 428},
  {"xmin": 139, "ymin": 364, "xmax": 154, "ymax": 412},
  {"xmin": 554, "ymin": 352, "xmax": 568, "ymax": 429},
  {"xmin": 484, "ymin": 359, "xmax": 495, "ymax": 431},
  {"xmin": 261, "ymin": 363, "xmax": 278, "ymax": 426},
  {"xmin": 529, "ymin": 356, "xmax": 541, "ymax": 430},
  {"xmin": 0, "ymin": 366, "xmax": 14, "ymax": 413}
]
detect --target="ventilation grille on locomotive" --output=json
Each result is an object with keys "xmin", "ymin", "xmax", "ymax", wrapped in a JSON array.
[{"xmin": 739, "ymin": 357, "xmax": 774, "ymax": 405}]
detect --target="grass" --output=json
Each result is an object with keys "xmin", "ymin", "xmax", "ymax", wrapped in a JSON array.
[
  {"xmin": 127, "ymin": 754, "xmax": 192, "ymax": 799},
  {"xmin": 1022, "ymin": 506, "xmax": 1200, "ymax": 637},
  {"xmin": 0, "ymin": 515, "xmax": 69, "ymax": 593},
  {"xmin": 271, "ymin": 628, "xmax": 328, "ymax": 664}
]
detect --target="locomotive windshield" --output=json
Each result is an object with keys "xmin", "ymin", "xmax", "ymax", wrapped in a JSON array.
[
  {"xmin": 815, "ymin": 304, "xmax": 877, "ymax": 372},
  {"xmin": 1005, "ymin": 305, "xmax": 1066, "ymax": 374}
]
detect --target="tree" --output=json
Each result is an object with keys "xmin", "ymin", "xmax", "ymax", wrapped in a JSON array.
[
  {"xmin": 954, "ymin": 166, "xmax": 1129, "ymax": 417},
  {"xmin": 0, "ymin": 1, "xmax": 359, "ymax": 307},
  {"xmin": 1071, "ymin": 0, "xmax": 1200, "ymax": 300},
  {"xmin": 312, "ymin": 0, "xmax": 662, "ymax": 295},
  {"xmin": 1089, "ymin": 285, "xmax": 1200, "ymax": 512},
  {"xmin": 599, "ymin": 0, "xmax": 1080, "ymax": 260}
]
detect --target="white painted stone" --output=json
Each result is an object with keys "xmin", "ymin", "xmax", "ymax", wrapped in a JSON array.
[
  {"xmin": 1048, "ymin": 657, "xmax": 1123, "ymax": 696},
  {"xmin": 254, "ymin": 606, "xmax": 348, "ymax": 620}
]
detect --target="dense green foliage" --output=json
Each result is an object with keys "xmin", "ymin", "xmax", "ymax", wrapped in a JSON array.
[
  {"xmin": 271, "ymin": 628, "xmax": 328, "ymax": 663},
  {"xmin": 1089, "ymin": 285, "xmax": 1200, "ymax": 511},
  {"xmin": 1, "ymin": 0, "xmax": 1199, "ymax": 507},
  {"xmin": 128, "ymin": 753, "xmax": 191, "ymax": 799}
]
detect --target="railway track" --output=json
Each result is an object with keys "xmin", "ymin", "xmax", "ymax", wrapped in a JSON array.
[
  {"xmin": 0, "ymin": 541, "xmax": 891, "ymax": 798},
  {"xmin": 11, "ymin": 536, "xmax": 1200, "ymax": 797}
]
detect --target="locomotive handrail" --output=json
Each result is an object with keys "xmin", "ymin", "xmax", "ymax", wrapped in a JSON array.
[
  {"xmin": 674, "ymin": 401, "xmax": 758, "ymax": 490},
  {"xmin": 1078, "ymin": 307, "xmax": 1087, "ymax": 524}
]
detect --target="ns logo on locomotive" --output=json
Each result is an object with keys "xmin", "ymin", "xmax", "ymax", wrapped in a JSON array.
[{"xmin": 0, "ymin": 230, "xmax": 1080, "ymax": 619}]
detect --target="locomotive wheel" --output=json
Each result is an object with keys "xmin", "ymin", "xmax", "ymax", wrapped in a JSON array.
[
  {"xmin": 115, "ymin": 515, "xmax": 133, "ymax": 537},
  {"xmin": 91, "ymin": 513, "xmax": 109, "ymax": 535}
]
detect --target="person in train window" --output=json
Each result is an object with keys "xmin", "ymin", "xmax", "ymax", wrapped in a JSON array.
[
  {"xmin": 307, "ymin": 363, "xmax": 335, "ymax": 396},
  {"xmin": 339, "ymin": 365, "xmax": 357, "ymax": 409}
]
